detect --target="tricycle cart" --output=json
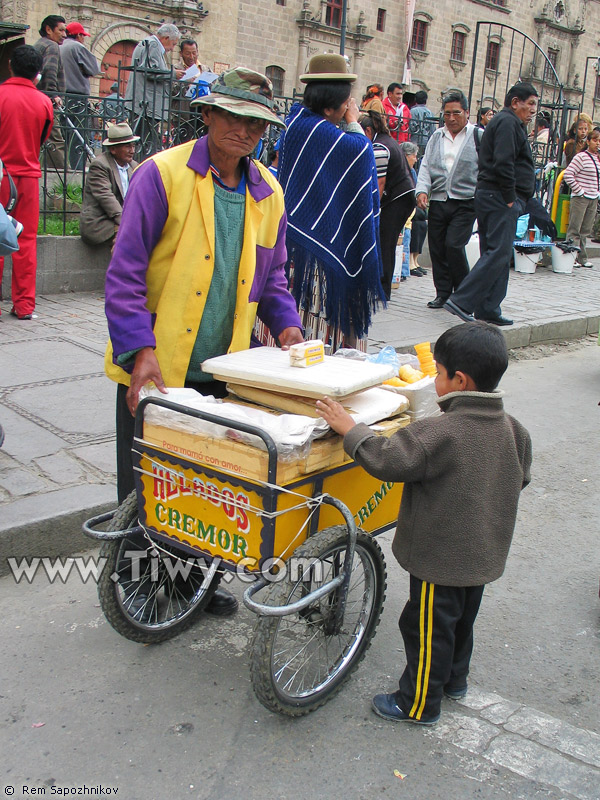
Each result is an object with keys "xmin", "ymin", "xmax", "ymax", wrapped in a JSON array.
[{"xmin": 84, "ymin": 396, "xmax": 405, "ymax": 717}]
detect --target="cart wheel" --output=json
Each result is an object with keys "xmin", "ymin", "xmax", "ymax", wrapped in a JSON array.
[
  {"xmin": 250, "ymin": 525, "xmax": 386, "ymax": 716},
  {"xmin": 97, "ymin": 491, "xmax": 220, "ymax": 644}
]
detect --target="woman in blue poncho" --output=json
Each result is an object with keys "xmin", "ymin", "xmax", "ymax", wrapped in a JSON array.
[{"xmin": 278, "ymin": 54, "xmax": 384, "ymax": 352}]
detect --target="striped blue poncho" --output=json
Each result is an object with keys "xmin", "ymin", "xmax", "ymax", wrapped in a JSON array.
[{"xmin": 279, "ymin": 103, "xmax": 384, "ymax": 340}]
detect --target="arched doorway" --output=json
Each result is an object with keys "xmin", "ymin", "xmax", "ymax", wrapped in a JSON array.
[{"xmin": 100, "ymin": 40, "xmax": 136, "ymax": 96}]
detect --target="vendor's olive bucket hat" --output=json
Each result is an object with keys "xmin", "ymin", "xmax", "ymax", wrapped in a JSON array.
[
  {"xmin": 191, "ymin": 67, "xmax": 285, "ymax": 128},
  {"xmin": 300, "ymin": 53, "xmax": 357, "ymax": 83}
]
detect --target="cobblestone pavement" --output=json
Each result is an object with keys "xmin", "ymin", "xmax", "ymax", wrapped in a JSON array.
[{"xmin": 0, "ymin": 257, "xmax": 598, "ymax": 564}]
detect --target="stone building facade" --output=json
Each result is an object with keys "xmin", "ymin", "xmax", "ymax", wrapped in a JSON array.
[{"xmin": 2, "ymin": 0, "xmax": 599, "ymax": 118}]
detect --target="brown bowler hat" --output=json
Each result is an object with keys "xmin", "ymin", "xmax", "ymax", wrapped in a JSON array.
[{"xmin": 300, "ymin": 53, "xmax": 357, "ymax": 83}]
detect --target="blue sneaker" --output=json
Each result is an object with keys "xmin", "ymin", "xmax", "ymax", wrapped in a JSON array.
[
  {"xmin": 444, "ymin": 684, "xmax": 468, "ymax": 700},
  {"xmin": 371, "ymin": 693, "xmax": 440, "ymax": 725}
]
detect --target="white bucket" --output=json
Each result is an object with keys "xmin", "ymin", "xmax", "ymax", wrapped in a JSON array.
[
  {"xmin": 513, "ymin": 248, "xmax": 540, "ymax": 274},
  {"xmin": 465, "ymin": 233, "xmax": 480, "ymax": 269},
  {"xmin": 551, "ymin": 247, "xmax": 576, "ymax": 274}
]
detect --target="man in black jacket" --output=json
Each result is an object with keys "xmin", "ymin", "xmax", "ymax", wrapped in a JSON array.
[{"xmin": 444, "ymin": 82, "xmax": 538, "ymax": 326}]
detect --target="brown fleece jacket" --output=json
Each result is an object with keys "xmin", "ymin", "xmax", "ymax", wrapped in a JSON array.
[{"xmin": 343, "ymin": 390, "xmax": 532, "ymax": 587}]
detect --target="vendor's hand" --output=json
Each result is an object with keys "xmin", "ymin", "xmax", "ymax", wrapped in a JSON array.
[
  {"xmin": 278, "ymin": 326, "xmax": 304, "ymax": 350},
  {"xmin": 53, "ymin": 96, "xmax": 63, "ymax": 108},
  {"xmin": 416, "ymin": 193, "xmax": 428, "ymax": 210},
  {"xmin": 344, "ymin": 97, "xmax": 360, "ymax": 125},
  {"xmin": 316, "ymin": 397, "xmax": 356, "ymax": 437},
  {"xmin": 175, "ymin": 68, "xmax": 186, "ymax": 80},
  {"xmin": 126, "ymin": 347, "xmax": 168, "ymax": 416}
]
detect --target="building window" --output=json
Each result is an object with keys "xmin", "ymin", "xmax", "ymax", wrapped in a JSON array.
[
  {"xmin": 276, "ymin": 0, "xmax": 285, "ymax": 5},
  {"xmin": 376, "ymin": 8, "xmax": 386, "ymax": 32},
  {"xmin": 451, "ymin": 31, "xmax": 466, "ymax": 62},
  {"xmin": 543, "ymin": 48, "xmax": 559, "ymax": 83},
  {"xmin": 486, "ymin": 41, "xmax": 500, "ymax": 71},
  {"xmin": 411, "ymin": 19, "xmax": 428, "ymax": 52},
  {"xmin": 325, "ymin": 0, "xmax": 343, "ymax": 28},
  {"xmin": 266, "ymin": 65, "xmax": 285, "ymax": 96},
  {"xmin": 594, "ymin": 73, "xmax": 600, "ymax": 101}
]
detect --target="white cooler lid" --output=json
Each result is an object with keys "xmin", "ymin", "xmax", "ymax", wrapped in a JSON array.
[{"xmin": 201, "ymin": 347, "xmax": 396, "ymax": 399}]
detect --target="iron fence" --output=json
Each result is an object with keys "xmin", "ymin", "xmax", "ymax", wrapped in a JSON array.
[{"xmin": 39, "ymin": 72, "xmax": 301, "ymax": 233}]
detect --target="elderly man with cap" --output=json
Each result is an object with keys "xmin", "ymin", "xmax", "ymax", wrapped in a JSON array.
[
  {"xmin": 61, "ymin": 21, "xmax": 100, "ymax": 169},
  {"xmin": 104, "ymin": 67, "xmax": 304, "ymax": 616},
  {"xmin": 80, "ymin": 123, "xmax": 139, "ymax": 247}
]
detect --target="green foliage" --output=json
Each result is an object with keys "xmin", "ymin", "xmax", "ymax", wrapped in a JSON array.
[
  {"xmin": 47, "ymin": 182, "xmax": 83, "ymax": 205},
  {"xmin": 38, "ymin": 216, "xmax": 80, "ymax": 236}
]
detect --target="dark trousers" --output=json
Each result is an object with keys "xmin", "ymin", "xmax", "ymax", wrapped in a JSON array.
[
  {"xmin": 116, "ymin": 379, "xmax": 227, "ymax": 504},
  {"xmin": 395, "ymin": 575, "xmax": 485, "ymax": 721},
  {"xmin": 379, "ymin": 192, "xmax": 416, "ymax": 299},
  {"xmin": 450, "ymin": 189, "xmax": 524, "ymax": 319},
  {"xmin": 427, "ymin": 198, "xmax": 476, "ymax": 299}
]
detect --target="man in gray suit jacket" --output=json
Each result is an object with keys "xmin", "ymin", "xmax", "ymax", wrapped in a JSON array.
[
  {"xmin": 125, "ymin": 24, "xmax": 183, "ymax": 124},
  {"xmin": 80, "ymin": 123, "xmax": 139, "ymax": 246}
]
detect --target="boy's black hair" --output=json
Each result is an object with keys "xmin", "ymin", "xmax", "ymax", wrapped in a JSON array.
[
  {"xmin": 433, "ymin": 322, "xmax": 508, "ymax": 392},
  {"xmin": 10, "ymin": 45, "xmax": 43, "ymax": 80},
  {"xmin": 302, "ymin": 81, "xmax": 351, "ymax": 116},
  {"xmin": 39, "ymin": 15, "xmax": 65, "ymax": 37},
  {"xmin": 415, "ymin": 90, "xmax": 428, "ymax": 105}
]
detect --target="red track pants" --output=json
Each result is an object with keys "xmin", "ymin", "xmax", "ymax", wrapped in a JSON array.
[{"xmin": 0, "ymin": 174, "xmax": 40, "ymax": 316}]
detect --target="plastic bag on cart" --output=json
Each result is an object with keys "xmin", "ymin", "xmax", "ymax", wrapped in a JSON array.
[
  {"xmin": 140, "ymin": 386, "xmax": 328, "ymax": 459},
  {"xmin": 337, "ymin": 345, "xmax": 420, "ymax": 370},
  {"xmin": 140, "ymin": 386, "xmax": 408, "ymax": 456}
]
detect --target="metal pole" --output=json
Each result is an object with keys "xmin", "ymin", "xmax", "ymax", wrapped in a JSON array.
[{"xmin": 340, "ymin": 0, "xmax": 347, "ymax": 56}]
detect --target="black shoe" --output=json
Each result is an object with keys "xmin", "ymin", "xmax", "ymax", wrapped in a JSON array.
[
  {"xmin": 9, "ymin": 307, "xmax": 34, "ymax": 320},
  {"xmin": 476, "ymin": 314, "xmax": 514, "ymax": 326},
  {"xmin": 427, "ymin": 296, "xmax": 447, "ymax": 309},
  {"xmin": 444, "ymin": 299, "xmax": 475, "ymax": 322},
  {"xmin": 371, "ymin": 693, "xmax": 439, "ymax": 725},
  {"xmin": 410, "ymin": 268, "xmax": 425, "ymax": 277},
  {"xmin": 205, "ymin": 587, "xmax": 238, "ymax": 616},
  {"xmin": 400, "ymin": 276, "xmax": 407, "ymax": 282}
]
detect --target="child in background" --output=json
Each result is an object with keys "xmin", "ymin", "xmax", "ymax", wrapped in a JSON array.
[{"xmin": 317, "ymin": 322, "xmax": 532, "ymax": 725}]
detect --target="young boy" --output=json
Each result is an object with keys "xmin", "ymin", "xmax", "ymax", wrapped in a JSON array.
[{"xmin": 316, "ymin": 322, "xmax": 532, "ymax": 725}]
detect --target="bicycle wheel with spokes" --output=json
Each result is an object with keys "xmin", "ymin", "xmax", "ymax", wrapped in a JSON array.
[
  {"xmin": 97, "ymin": 491, "xmax": 220, "ymax": 644},
  {"xmin": 250, "ymin": 525, "xmax": 386, "ymax": 716}
]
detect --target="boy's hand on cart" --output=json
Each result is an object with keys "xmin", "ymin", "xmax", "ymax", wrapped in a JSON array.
[
  {"xmin": 126, "ymin": 347, "xmax": 168, "ymax": 416},
  {"xmin": 278, "ymin": 326, "xmax": 304, "ymax": 350},
  {"xmin": 316, "ymin": 397, "xmax": 357, "ymax": 436}
]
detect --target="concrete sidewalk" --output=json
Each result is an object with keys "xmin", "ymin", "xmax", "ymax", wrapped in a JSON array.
[{"xmin": 0, "ymin": 258, "xmax": 598, "ymax": 573}]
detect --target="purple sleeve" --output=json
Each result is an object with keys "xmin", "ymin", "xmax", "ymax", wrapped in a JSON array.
[
  {"xmin": 255, "ymin": 211, "xmax": 303, "ymax": 338},
  {"xmin": 105, "ymin": 160, "xmax": 168, "ymax": 357}
]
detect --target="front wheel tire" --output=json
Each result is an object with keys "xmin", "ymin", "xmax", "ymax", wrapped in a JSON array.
[{"xmin": 249, "ymin": 526, "xmax": 386, "ymax": 716}]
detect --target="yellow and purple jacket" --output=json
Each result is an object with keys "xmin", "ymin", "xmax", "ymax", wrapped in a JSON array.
[{"xmin": 104, "ymin": 136, "xmax": 301, "ymax": 387}]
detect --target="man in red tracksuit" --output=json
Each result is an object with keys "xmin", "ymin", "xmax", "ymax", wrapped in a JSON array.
[{"xmin": 0, "ymin": 45, "xmax": 53, "ymax": 319}]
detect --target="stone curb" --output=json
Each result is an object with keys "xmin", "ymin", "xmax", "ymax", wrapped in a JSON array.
[
  {"xmin": 1, "ymin": 312, "xmax": 597, "ymax": 578},
  {"xmin": 0, "ymin": 500, "xmax": 115, "ymax": 579}
]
